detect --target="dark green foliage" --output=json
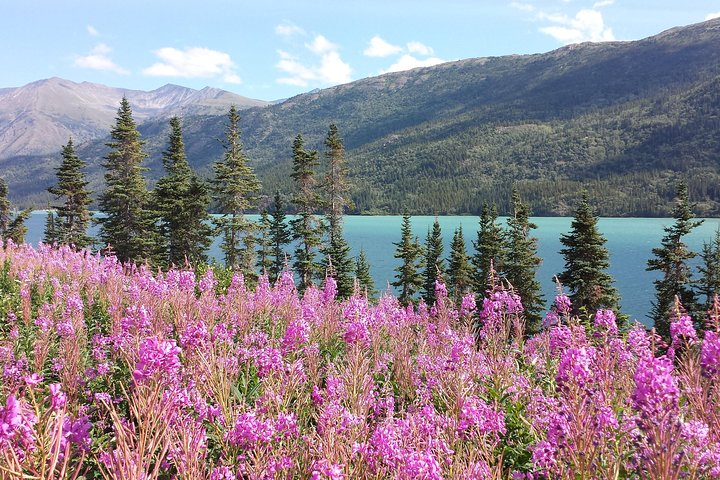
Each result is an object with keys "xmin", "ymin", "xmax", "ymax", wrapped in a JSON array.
[
  {"xmin": 97, "ymin": 97, "xmax": 160, "ymax": 265},
  {"xmin": 268, "ymin": 191, "xmax": 292, "ymax": 284},
  {"xmin": 422, "ymin": 219, "xmax": 445, "ymax": 305},
  {"xmin": 6, "ymin": 209, "xmax": 31, "ymax": 244},
  {"xmin": 0, "ymin": 179, "xmax": 10, "ymax": 234},
  {"xmin": 472, "ymin": 204, "xmax": 506, "ymax": 296},
  {"xmin": 558, "ymin": 193, "xmax": 620, "ymax": 316},
  {"xmin": 290, "ymin": 134, "xmax": 323, "ymax": 292},
  {"xmin": 504, "ymin": 189, "xmax": 544, "ymax": 334},
  {"xmin": 320, "ymin": 125, "xmax": 354, "ymax": 299},
  {"xmin": 392, "ymin": 213, "xmax": 424, "ymax": 305},
  {"xmin": 47, "ymin": 138, "xmax": 93, "ymax": 249},
  {"xmin": 256, "ymin": 210, "xmax": 273, "ymax": 276},
  {"xmin": 448, "ymin": 226, "xmax": 472, "ymax": 303},
  {"xmin": 354, "ymin": 248, "xmax": 377, "ymax": 300},
  {"xmin": 154, "ymin": 117, "xmax": 213, "ymax": 268},
  {"xmin": 43, "ymin": 208, "xmax": 57, "ymax": 245},
  {"xmin": 698, "ymin": 228, "xmax": 720, "ymax": 312},
  {"xmin": 647, "ymin": 181, "xmax": 703, "ymax": 338},
  {"xmin": 211, "ymin": 105, "xmax": 261, "ymax": 274}
]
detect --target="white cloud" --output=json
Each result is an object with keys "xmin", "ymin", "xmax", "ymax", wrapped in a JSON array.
[
  {"xmin": 275, "ymin": 34, "xmax": 352, "ymax": 87},
  {"xmin": 406, "ymin": 41, "xmax": 434, "ymax": 56},
  {"xmin": 380, "ymin": 54, "xmax": 445, "ymax": 74},
  {"xmin": 593, "ymin": 0, "xmax": 615, "ymax": 7},
  {"xmin": 363, "ymin": 36, "xmax": 403, "ymax": 57},
  {"xmin": 86, "ymin": 25, "xmax": 99, "ymax": 36},
  {"xmin": 275, "ymin": 22, "xmax": 305, "ymax": 37},
  {"xmin": 706, "ymin": 12, "xmax": 720, "ymax": 20},
  {"xmin": 510, "ymin": 2, "xmax": 536, "ymax": 12},
  {"xmin": 143, "ymin": 47, "xmax": 242, "ymax": 84},
  {"xmin": 74, "ymin": 43, "xmax": 128, "ymax": 74},
  {"xmin": 539, "ymin": 9, "xmax": 615, "ymax": 44}
]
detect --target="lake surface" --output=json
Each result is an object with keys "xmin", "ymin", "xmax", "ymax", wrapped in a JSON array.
[{"xmin": 21, "ymin": 213, "xmax": 720, "ymax": 324}]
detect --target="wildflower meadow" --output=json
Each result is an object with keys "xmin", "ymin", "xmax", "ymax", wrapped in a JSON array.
[{"xmin": 1, "ymin": 240, "xmax": 719, "ymax": 479}]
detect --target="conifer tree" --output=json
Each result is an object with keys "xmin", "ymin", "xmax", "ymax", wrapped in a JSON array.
[
  {"xmin": 698, "ymin": 228, "xmax": 720, "ymax": 312},
  {"xmin": 392, "ymin": 213, "xmax": 424, "ymax": 305},
  {"xmin": 256, "ymin": 210, "xmax": 273, "ymax": 276},
  {"xmin": 320, "ymin": 124, "xmax": 354, "ymax": 298},
  {"xmin": 154, "ymin": 117, "xmax": 212, "ymax": 268},
  {"xmin": 558, "ymin": 192, "xmax": 619, "ymax": 315},
  {"xmin": 290, "ymin": 134, "xmax": 323, "ymax": 292},
  {"xmin": 448, "ymin": 226, "xmax": 472, "ymax": 303},
  {"xmin": 422, "ymin": 218, "xmax": 445, "ymax": 305},
  {"xmin": 97, "ymin": 97, "xmax": 159, "ymax": 264},
  {"xmin": 647, "ymin": 181, "xmax": 703, "ymax": 338},
  {"xmin": 0, "ymin": 179, "xmax": 31, "ymax": 244},
  {"xmin": 268, "ymin": 191, "xmax": 292, "ymax": 284},
  {"xmin": 43, "ymin": 207, "xmax": 58, "ymax": 245},
  {"xmin": 472, "ymin": 203, "xmax": 505, "ymax": 296},
  {"xmin": 504, "ymin": 189, "xmax": 544, "ymax": 334},
  {"xmin": 211, "ymin": 105, "xmax": 261, "ymax": 275},
  {"xmin": 47, "ymin": 138, "xmax": 93, "ymax": 249},
  {"xmin": 354, "ymin": 248, "xmax": 377, "ymax": 300}
]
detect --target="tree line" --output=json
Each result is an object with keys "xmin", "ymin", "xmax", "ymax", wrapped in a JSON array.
[{"xmin": 0, "ymin": 98, "xmax": 717, "ymax": 341}]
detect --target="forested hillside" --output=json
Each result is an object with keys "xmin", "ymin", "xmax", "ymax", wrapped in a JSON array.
[{"xmin": 5, "ymin": 18, "xmax": 720, "ymax": 216}]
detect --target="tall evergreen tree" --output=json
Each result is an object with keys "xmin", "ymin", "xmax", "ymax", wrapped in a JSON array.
[
  {"xmin": 647, "ymin": 181, "xmax": 703, "ymax": 338},
  {"xmin": 320, "ymin": 124, "xmax": 354, "ymax": 298},
  {"xmin": 290, "ymin": 134, "xmax": 323, "ymax": 292},
  {"xmin": 43, "ymin": 207, "xmax": 58, "ymax": 245},
  {"xmin": 698, "ymin": 228, "xmax": 720, "ymax": 312},
  {"xmin": 256, "ymin": 210, "xmax": 273, "ymax": 276},
  {"xmin": 472, "ymin": 203, "xmax": 505, "ymax": 296},
  {"xmin": 268, "ymin": 191, "xmax": 292, "ymax": 284},
  {"xmin": 558, "ymin": 192, "xmax": 619, "ymax": 315},
  {"xmin": 392, "ymin": 213, "xmax": 424, "ymax": 305},
  {"xmin": 0, "ymin": 179, "xmax": 31, "ymax": 244},
  {"xmin": 448, "ymin": 226, "xmax": 472, "ymax": 303},
  {"xmin": 97, "ymin": 97, "xmax": 159, "ymax": 264},
  {"xmin": 354, "ymin": 248, "xmax": 378, "ymax": 300},
  {"xmin": 504, "ymin": 189, "xmax": 544, "ymax": 334},
  {"xmin": 211, "ymin": 105, "xmax": 261, "ymax": 276},
  {"xmin": 154, "ymin": 117, "xmax": 213, "ymax": 268},
  {"xmin": 422, "ymin": 219, "xmax": 445, "ymax": 304},
  {"xmin": 47, "ymin": 138, "xmax": 93, "ymax": 249}
]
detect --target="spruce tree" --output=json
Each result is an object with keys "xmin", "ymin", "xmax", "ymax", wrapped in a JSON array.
[
  {"xmin": 392, "ymin": 213, "xmax": 424, "ymax": 305},
  {"xmin": 256, "ymin": 210, "xmax": 273, "ymax": 276},
  {"xmin": 97, "ymin": 97, "xmax": 159, "ymax": 264},
  {"xmin": 153, "ymin": 117, "xmax": 213, "ymax": 268},
  {"xmin": 43, "ymin": 207, "xmax": 58, "ymax": 245},
  {"xmin": 211, "ymin": 105, "xmax": 261, "ymax": 276},
  {"xmin": 290, "ymin": 134, "xmax": 323, "ymax": 292},
  {"xmin": 0, "ymin": 178, "xmax": 10, "ymax": 235},
  {"xmin": 504, "ymin": 189, "xmax": 544, "ymax": 334},
  {"xmin": 354, "ymin": 248, "xmax": 377, "ymax": 300},
  {"xmin": 47, "ymin": 138, "xmax": 93, "ymax": 249},
  {"xmin": 448, "ymin": 226, "xmax": 472, "ymax": 303},
  {"xmin": 320, "ymin": 124, "xmax": 354, "ymax": 299},
  {"xmin": 558, "ymin": 192, "xmax": 619, "ymax": 315},
  {"xmin": 0, "ymin": 178, "xmax": 30, "ymax": 244},
  {"xmin": 268, "ymin": 191, "xmax": 292, "ymax": 284},
  {"xmin": 647, "ymin": 181, "xmax": 703, "ymax": 338},
  {"xmin": 422, "ymin": 218, "xmax": 445, "ymax": 304},
  {"xmin": 472, "ymin": 203, "xmax": 505, "ymax": 296},
  {"xmin": 698, "ymin": 228, "xmax": 720, "ymax": 312}
]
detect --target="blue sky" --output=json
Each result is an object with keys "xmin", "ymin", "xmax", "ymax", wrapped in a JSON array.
[{"xmin": 1, "ymin": 0, "xmax": 718, "ymax": 101}]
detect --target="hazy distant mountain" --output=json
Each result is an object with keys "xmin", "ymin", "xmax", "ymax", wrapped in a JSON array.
[
  {"xmin": 0, "ymin": 77, "xmax": 267, "ymax": 159},
  {"xmin": 3, "ymin": 18, "xmax": 720, "ymax": 216}
]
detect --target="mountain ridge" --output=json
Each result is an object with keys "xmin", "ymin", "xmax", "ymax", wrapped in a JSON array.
[{"xmin": 2, "ymin": 18, "xmax": 720, "ymax": 215}]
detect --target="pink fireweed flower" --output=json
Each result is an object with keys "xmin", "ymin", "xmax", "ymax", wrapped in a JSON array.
[
  {"xmin": 554, "ymin": 294, "xmax": 572, "ymax": 316},
  {"xmin": 323, "ymin": 276, "xmax": 337, "ymax": 303},
  {"xmin": 594, "ymin": 309, "xmax": 618, "ymax": 337},
  {"xmin": 632, "ymin": 355, "xmax": 679, "ymax": 417},
  {"xmin": 132, "ymin": 337, "xmax": 182, "ymax": 383},
  {"xmin": 0, "ymin": 394, "xmax": 37, "ymax": 455},
  {"xmin": 556, "ymin": 346, "xmax": 596, "ymax": 389},
  {"xmin": 700, "ymin": 330, "xmax": 720, "ymax": 378},
  {"xmin": 670, "ymin": 314, "xmax": 698, "ymax": 348},
  {"xmin": 49, "ymin": 383, "xmax": 67, "ymax": 410},
  {"xmin": 459, "ymin": 293, "xmax": 477, "ymax": 317},
  {"xmin": 626, "ymin": 323, "xmax": 652, "ymax": 359},
  {"xmin": 532, "ymin": 440, "xmax": 558, "ymax": 475},
  {"xmin": 23, "ymin": 373, "xmax": 43, "ymax": 386},
  {"xmin": 311, "ymin": 459, "xmax": 345, "ymax": 480},
  {"xmin": 282, "ymin": 317, "xmax": 310, "ymax": 353},
  {"xmin": 434, "ymin": 279, "xmax": 448, "ymax": 300},
  {"xmin": 457, "ymin": 397, "xmax": 506, "ymax": 440}
]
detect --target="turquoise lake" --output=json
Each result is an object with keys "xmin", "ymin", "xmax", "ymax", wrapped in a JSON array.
[{"xmin": 22, "ymin": 213, "xmax": 720, "ymax": 325}]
